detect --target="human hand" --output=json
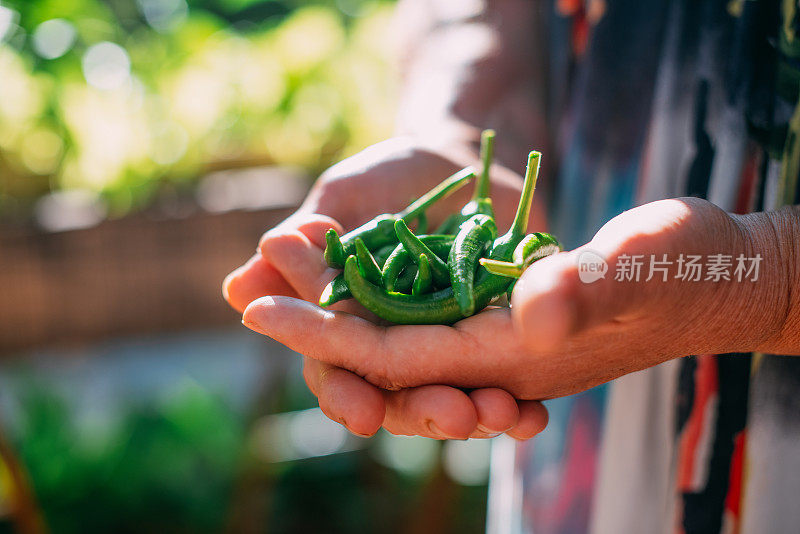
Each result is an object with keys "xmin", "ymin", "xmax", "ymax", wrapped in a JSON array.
[
  {"xmin": 242, "ymin": 197, "xmax": 789, "ymax": 400},
  {"xmin": 223, "ymin": 137, "xmax": 548, "ymax": 439}
]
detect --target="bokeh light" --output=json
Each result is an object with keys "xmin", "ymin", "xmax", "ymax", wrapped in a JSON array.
[
  {"xmin": 137, "ymin": 0, "xmax": 188, "ymax": 33},
  {"xmin": 443, "ymin": 439, "xmax": 491, "ymax": 486},
  {"xmin": 82, "ymin": 42, "xmax": 131, "ymax": 90},
  {"xmin": 20, "ymin": 126, "xmax": 63, "ymax": 174},
  {"xmin": 374, "ymin": 434, "xmax": 438, "ymax": 476},
  {"xmin": 32, "ymin": 18, "xmax": 76, "ymax": 59},
  {"xmin": 0, "ymin": 5, "xmax": 18, "ymax": 42}
]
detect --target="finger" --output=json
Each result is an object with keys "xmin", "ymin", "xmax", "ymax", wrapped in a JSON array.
[
  {"xmin": 381, "ymin": 386, "xmax": 477, "ymax": 440},
  {"xmin": 303, "ymin": 358, "xmax": 385, "ymax": 437},
  {"xmin": 305, "ymin": 358, "xmax": 481, "ymax": 440},
  {"xmin": 259, "ymin": 228, "xmax": 336, "ymax": 302},
  {"xmin": 469, "ymin": 388, "xmax": 519, "ymax": 436},
  {"xmin": 511, "ymin": 250, "xmax": 638, "ymax": 352},
  {"xmin": 510, "ymin": 200, "xmax": 706, "ymax": 352},
  {"xmin": 257, "ymin": 214, "xmax": 346, "ymax": 303},
  {"xmin": 258, "ymin": 216, "xmax": 378, "ymax": 318},
  {"xmin": 242, "ymin": 296, "xmax": 491, "ymax": 389},
  {"xmin": 505, "ymin": 400, "xmax": 548, "ymax": 440},
  {"xmin": 222, "ymin": 254, "xmax": 299, "ymax": 313}
]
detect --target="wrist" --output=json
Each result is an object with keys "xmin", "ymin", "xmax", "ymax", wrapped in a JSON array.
[
  {"xmin": 727, "ymin": 209, "xmax": 794, "ymax": 353},
  {"xmin": 734, "ymin": 207, "xmax": 800, "ymax": 354}
]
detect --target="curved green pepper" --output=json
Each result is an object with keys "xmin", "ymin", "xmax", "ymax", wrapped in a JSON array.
[
  {"xmin": 448, "ymin": 213, "xmax": 498, "ymax": 316},
  {"xmin": 355, "ymin": 238, "xmax": 383, "ymax": 286},
  {"xmin": 344, "ymin": 255, "xmax": 506, "ymax": 324},
  {"xmin": 412, "ymin": 254, "xmax": 433, "ymax": 296}
]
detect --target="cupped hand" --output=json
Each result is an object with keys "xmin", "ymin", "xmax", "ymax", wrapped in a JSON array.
[
  {"xmin": 242, "ymin": 197, "xmax": 787, "ymax": 401},
  {"xmin": 223, "ymin": 137, "xmax": 548, "ymax": 439}
]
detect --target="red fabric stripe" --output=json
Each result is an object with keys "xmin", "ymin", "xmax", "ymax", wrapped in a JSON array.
[
  {"xmin": 723, "ymin": 430, "xmax": 746, "ymax": 529},
  {"xmin": 734, "ymin": 146, "xmax": 760, "ymax": 214},
  {"xmin": 677, "ymin": 355, "xmax": 719, "ymax": 492}
]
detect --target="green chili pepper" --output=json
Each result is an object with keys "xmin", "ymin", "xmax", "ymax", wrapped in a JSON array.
[
  {"xmin": 345, "ymin": 255, "xmax": 481, "ymax": 324},
  {"xmin": 449, "ymin": 213, "xmax": 498, "ymax": 316},
  {"xmin": 319, "ymin": 244, "xmax": 394, "ymax": 307},
  {"xmin": 484, "ymin": 151, "xmax": 541, "ymax": 266},
  {"xmin": 344, "ymin": 151, "xmax": 542, "ymax": 324},
  {"xmin": 355, "ymin": 238, "xmax": 383, "ymax": 286},
  {"xmin": 324, "ymin": 229, "xmax": 346, "ymax": 268},
  {"xmin": 394, "ymin": 220, "xmax": 451, "ymax": 288},
  {"xmin": 382, "ymin": 235, "xmax": 454, "ymax": 291},
  {"xmin": 393, "ymin": 264, "xmax": 418, "ymax": 294},
  {"xmin": 479, "ymin": 232, "xmax": 560, "ymax": 278},
  {"xmin": 412, "ymin": 254, "xmax": 433, "ymax": 296},
  {"xmin": 324, "ymin": 168, "xmax": 474, "ymax": 268},
  {"xmin": 319, "ymin": 275, "xmax": 351, "ymax": 307},
  {"xmin": 514, "ymin": 232, "xmax": 560, "ymax": 265}
]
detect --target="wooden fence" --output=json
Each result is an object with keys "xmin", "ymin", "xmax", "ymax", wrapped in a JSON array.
[{"xmin": 0, "ymin": 206, "xmax": 295, "ymax": 355}]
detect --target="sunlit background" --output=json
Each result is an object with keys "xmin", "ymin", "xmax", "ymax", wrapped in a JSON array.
[{"xmin": 0, "ymin": 1, "xmax": 493, "ymax": 532}]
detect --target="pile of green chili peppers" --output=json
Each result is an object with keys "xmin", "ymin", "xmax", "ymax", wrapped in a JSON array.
[{"xmin": 319, "ymin": 130, "xmax": 561, "ymax": 325}]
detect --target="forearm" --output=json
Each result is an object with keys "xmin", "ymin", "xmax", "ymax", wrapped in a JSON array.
[
  {"xmin": 392, "ymin": 0, "xmax": 549, "ymax": 167},
  {"xmin": 735, "ymin": 205, "xmax": 800, "ymax": 355}
]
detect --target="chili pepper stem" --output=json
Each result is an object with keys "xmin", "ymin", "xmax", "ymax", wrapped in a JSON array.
[
  {"xmin": 475, "ymin": 129, "xmax": 495, "ymax": 201},
  {"xmin": 398, "ymin": 168, "xmax": 475, "ymax": 221},
  {"xmin": 509, "ymin": 151, "xmax": 540, "ymax": 238},
  {"xmin": 479, "ymin": 258, "xmax": 524, "ymax": 278}
]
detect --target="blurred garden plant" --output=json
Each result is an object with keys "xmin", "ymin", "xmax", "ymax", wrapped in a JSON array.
[{"xmin": 0, "ymin": 0, "xmax": 397, "ymax": 218}]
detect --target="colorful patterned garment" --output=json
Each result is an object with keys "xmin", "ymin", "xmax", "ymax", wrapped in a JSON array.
[{"xmin": 489, "ymin": 1, "xmax": 800, "ymax": 533}]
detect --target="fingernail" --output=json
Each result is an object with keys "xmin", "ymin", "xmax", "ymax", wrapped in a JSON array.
[
  {"xmin": 476, "ymin": 424, "xmax": 502, "ymax": 437},
  {"xmin": 242, "ymin": 296, "xmax": 276, "ymax": 330},
  {"xmin": 427, "ymin": 421, "xmax": 445, "ymax": 439}
]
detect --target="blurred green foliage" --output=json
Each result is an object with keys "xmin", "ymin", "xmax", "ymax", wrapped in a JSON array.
[
  {"xmin": 0, "ymin": 343, "xmax": 488, "ymax": 533},
  {"xmin": 8, "ymin": 379, "xmax": 244, "ymax": 533},
  {"xmin": 0, "ymin": 0, "xmax": 397, "ymax": 218}
]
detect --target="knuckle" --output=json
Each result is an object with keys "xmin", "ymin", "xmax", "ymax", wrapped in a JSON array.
[{"xmin": 257, "ymin": 228, "xmax": 284, "ymax": 256}]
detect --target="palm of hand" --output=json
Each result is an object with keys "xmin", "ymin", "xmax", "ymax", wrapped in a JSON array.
[{"xmin": 224, "ymin": 137, "xmax": 549, "ymax": 440}]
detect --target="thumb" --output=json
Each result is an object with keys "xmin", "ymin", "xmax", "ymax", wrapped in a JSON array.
[{"xmin": 510, "ymin": 248, "xmax": 649, "ymax": 351}]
